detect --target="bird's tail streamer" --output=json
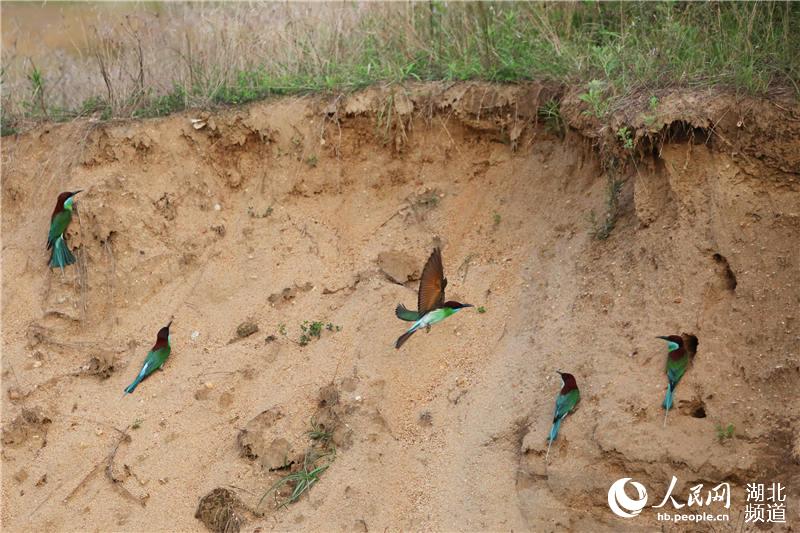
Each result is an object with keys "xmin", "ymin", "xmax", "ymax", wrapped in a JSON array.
[{"xmin": 546, "ymin": 417, "xmax": 563, "ymax": 461}]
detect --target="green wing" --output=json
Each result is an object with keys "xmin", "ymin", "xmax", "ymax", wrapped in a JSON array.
[
  {"xmin": 666, "ymin": 354, "xmax": 688, "ymax": 386},
  {"xmin": 144, "ymin": 346, "xmax": 171, "ymax": 376},
  {"xmin": 395, "ymin": 303, "xmax": 421, "ymax": 322},
  {"xmin": 554, "ymin": 388, "xmax": 580, "ymax": 420},
  {"xmin": 47, "ymin": 210, "xmax": 72, "ymax": 248}
]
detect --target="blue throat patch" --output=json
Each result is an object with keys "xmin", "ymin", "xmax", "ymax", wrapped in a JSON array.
[{"xmin": 667, "ymin": 341, "xmax": 679, "ymax": 352}]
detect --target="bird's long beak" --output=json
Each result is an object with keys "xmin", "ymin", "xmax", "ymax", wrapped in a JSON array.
[
  {"xmin": 166, "ymin": 320, "xmax": 173, "ymax": 328},
  {"xmin": 71, "ymin": 189, "xmax": 83, "ymax": 196},
  {"xmin": 656, "ymin": 336, "xmax": 670, "ymax": 341},
  {"xmin": 463, "ymin": 303, "xmax": 474, "ymax": 308}
]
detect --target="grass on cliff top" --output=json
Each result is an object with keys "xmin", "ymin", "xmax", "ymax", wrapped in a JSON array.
[{"xmin": 1, "ymin": 1, "xmax": 798, "ymax": 134}]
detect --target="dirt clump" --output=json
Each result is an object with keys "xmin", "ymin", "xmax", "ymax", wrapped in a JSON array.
[
  {"xmin": 195, "ymin": 487, "xmax": 249, "ymax": 533},
  {"xmin": 237, "ymin": 407, "xmax": 298, "ymax": 470},
  {"xmin": 2, "ymin": 408, "xmax": 51, "ymax": 449}
]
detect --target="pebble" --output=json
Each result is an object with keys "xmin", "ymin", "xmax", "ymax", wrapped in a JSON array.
[
  {"xmin": 204, "ymin": 382, "xmax": 214, "ymax": 389},
  {"xmin": 190, "ymin": 331, "xmax": 200, "ymax": 341},
  {"xmin": 213, "ymin": 203, "xmax": 221, "ymax": 211},
  {"xmin": 32, "ymin": 361, "xmax": 42, "ymax": 368}
]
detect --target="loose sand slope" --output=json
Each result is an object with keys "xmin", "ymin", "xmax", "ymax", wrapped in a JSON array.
[{"xmin": 2, "ymin": 83, "xmax": 799, "ymax": 531}]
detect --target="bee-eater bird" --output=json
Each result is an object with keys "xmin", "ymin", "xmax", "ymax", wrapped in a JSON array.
[
  {"xmin": 546, "ymin": 371, "xmax": 580, "ymax": 461},
  {"xmin": 394, "ymin": 247, "xmax": 472, "ymax": 349},
  {"xmin": 47, "ymin": 190, "xmax": 81, "ymax": 271},
  {"xmin": 124, "ymin": 321, "xmax": 172, "ymax": 395},
  {"xmin": 658, "ymin": 334, "xmax": 696, "ymax": 426}
]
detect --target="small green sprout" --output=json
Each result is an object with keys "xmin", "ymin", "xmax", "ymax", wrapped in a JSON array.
[{"xmin": 715, "ymin": 422, "xmax": 734, "ymax": 442}]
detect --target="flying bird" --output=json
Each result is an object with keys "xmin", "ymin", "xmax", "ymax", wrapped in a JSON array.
[
  {"xmin": 658, "ymin": 334, "xmax": 697, "ymax": 426},
  {"xmin": 394, "ymin": 247, "xmax": 472, "ymax": 349},
  {"xmin": 47, "ymin": 190, "xmax": 81, "ymax": 271},
  {"xmin": 124, "ymin": 321, "xmax": 173, "ymax": 395},
  {"xmin": 546, "ymin": 371, "xmax": 580, "ymax": 461}
]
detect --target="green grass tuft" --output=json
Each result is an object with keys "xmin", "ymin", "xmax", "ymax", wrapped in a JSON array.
[
  {"xmin": 2, "ymin": 2, "xmax": 797, "ymax": 126},
  {"xmin": 259, "ymin": 449, "xmax": 334, "ymax": 510},
  {"xmin": 616, "ymin": 127, "xmax": 634, "ymax": 151},
  {"xmin": 298, "ymin": 321, "xmax": 341, "ymax": 346},
  {"xmin": 307, "ymin": 418, "xmax": 333, "ymax": 445},
  {"xmin": 538, "ymin": 99, "xmax": 565, "ymax": 138},
  {"xmin": 579, "ymin": 80, "xmax": 610, "ymax": 118},
  {"xmin": 715, "ymin": 422, "xmax": 735, "ymax": 442},
  {"xmin": 260, "ymin": 418, "xmax": 337, "ymax": 510}
]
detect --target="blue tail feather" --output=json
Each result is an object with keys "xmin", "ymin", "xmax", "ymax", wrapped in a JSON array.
[
  {"xmin": 49, "ymin": 235, "xmax": 76, "ymax": 270},
  {"xmin": 549, "ymin": 416, "xmax": 563, "ymax": 442},
  {"xmin": 663, "ymin": 382, "xmax": 675, "ymax": 410},
  {"xmin": 124, "ymin": 371, "xmax": 146, "ymax": 395}
]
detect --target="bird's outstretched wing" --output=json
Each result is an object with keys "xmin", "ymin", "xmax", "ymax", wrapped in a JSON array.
[{"xmin": 418, "ymin": 247, "xmax": 447, "ymax": 314}]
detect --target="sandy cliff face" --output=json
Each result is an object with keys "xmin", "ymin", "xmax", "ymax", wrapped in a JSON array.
[{"xmin": 2, "ymin": 83, "xmax": 798, "ymax": 532}]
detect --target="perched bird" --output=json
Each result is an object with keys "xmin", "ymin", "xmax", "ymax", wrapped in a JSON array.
[
  {"xmin": 47, "ymin": 190, "xmax": 81, "ymax": 271},
  {"xmin": 124, "ymin": 321, "xmax": 172, "ymax": 395},
  {"xmin": 658, "ymin": 334, "xmax": 697, "ymax": 426},
  {"xmin": 395, "ymin": 247, "xmax": 472, "ymax": 349},
  {"xmin": 546, "ymin": 371, "xmax": 580, "ymax": 461}
]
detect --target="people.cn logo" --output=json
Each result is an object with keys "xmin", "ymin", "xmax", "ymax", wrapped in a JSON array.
[{"xmin": 608, "ymin": 478, "xmax": 649, "ymax": 518}]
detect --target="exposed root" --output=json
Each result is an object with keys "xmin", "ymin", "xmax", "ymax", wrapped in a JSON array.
[
  {"xmin": 104, "ymin": 430, "xmax": 147, "ymax": 507},
  {"xmin": 63, "ymin": 426, "xmax": 139, "ymax": 506}
]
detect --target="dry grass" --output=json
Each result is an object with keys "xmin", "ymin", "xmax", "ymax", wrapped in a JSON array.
[{"xmin": 1, "ymin": 2, "xmax": 798, "ymax": 132}]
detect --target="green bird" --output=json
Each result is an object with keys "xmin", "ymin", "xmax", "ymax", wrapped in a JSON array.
[
  {"xmin": 124, "ymin": 321, "xmax": 172, "ymax": 395},
  {"xmin": 658, "ymin": 334, "xmax": 697, "ymax": 426},
  {"xmin": 395, "ymin": 247, "xmax": 473, "ymax": 349},
  {"xmin": 47, "ymin": 190, "xmax": 81, "ymax": 271},
  {"xmin": 546, "ymin": 371, "xmax": 580, "ymax": 461}
]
